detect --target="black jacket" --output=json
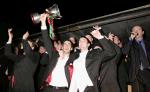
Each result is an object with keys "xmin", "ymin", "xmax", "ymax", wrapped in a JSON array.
[{"xmin": 4, "ymin": 40, "xmax": 40, "ymax": 92}]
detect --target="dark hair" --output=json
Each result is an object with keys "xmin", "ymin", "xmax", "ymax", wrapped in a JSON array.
[
  {"xmin": 79, "ymin": 36, "xmax": 91, "ymax": 50},
  {"xmin": 80, "ymin": 36, "xmax": 91, "ymax": 44},
  {"xmin": 63, "ymin": 40, "xmax": 73, "ymax": 48},
  {"xmin": 131, "ymin": 25, "xmax": 144, "ymax": 32},
  {"xmin": 62, "ymin": 39, "xmax": 74, "ymax": 53}
]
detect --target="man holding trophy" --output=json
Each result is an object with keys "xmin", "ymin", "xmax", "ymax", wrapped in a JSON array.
[
  {"xmin": 31, "ymin": 4, "xmax": 62, "ymax": 40},
  {"xmin": 32, "ymin": 4, "xmax": 74, "ymax": 92}
]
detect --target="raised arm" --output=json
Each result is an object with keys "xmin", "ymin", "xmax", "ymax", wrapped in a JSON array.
[
  {"xmin": 22, "ymin": 31, "xmax": 34, "ymax": 58},
  {"xmin": 4, "ymin": 28, "xmax": 18, "ymax": 62},
  {"xmin": 91, "ymin": 26, "xmax": 116, "ymax": 62},
  {"xmin": 112, "ymin": 42, "xmax": 122, "ymax": 64},
  {"xmin": 122, "ymin": 31, "xmax": 137, "ymax": 55},
  {"xmin": 40, "ymin": 13, "xmax": 53, "ymax": 58}
]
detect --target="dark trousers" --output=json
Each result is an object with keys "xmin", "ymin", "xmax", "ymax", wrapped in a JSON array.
[
  {"xmin": 76, "ymin": 86, "xmax": 97, "ymax": 92},
  {"xmin": 119, "ymin": 81, "xmax": 128, "ymax": 92},
  {"xmin": 0, "ymin": 74, "xmax": 9, "ymax": 92},
  {"xmin": 84, "ymin": 86, "xmax": 97, "ymax": 92},
  {"xmin": 132, "ymin": 69, "xmax": 150, "ymax": 92},
  {"xmin": 41, "ymin": 85, "xmax": 68, "ymax": 92}
]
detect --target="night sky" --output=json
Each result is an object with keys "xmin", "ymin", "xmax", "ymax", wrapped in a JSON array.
[{"xmin": 0, "ymin": 0, "xmax": 149, "ymax": 48}]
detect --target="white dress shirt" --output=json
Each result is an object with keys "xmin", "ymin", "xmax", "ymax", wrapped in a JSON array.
[
  {"xmin": 50, "ymin": 56, "xmax": 69, "ymax": 87},
  {"xmin": 69, "ymin": 50, "xmax": 93, "ymax": 92}
]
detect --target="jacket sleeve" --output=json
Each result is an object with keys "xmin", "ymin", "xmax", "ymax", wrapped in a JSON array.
[
  {"xmin": 41, "ymin": 29, "xmax": 53, "ymax": 60},
  {"xmin": 98, "ymin": 38, "xmax": 116, "ymax": 62},
  {"xmin": 112, "ymin": 42, "xmax": 122, "ymax": 64},
  {"xmin": 122, "ymin": 40, "xmax": 133, "ymax": 55},
  {"xmin": 4, "ymin": 43, "xmax": 19, "ymax": 62},
  {"xmin": 40, "ymin": 53, "xmax": 49, "ymax": 65},
  {"xmin": 22, "ymin": 39, "xmax": 33, "ymax": 58}
]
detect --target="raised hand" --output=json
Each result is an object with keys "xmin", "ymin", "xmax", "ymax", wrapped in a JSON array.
[
  {"xmin": 93, "ymin": 25, "xmax": 102, "ymax": 31},
  {"xmin": 7, "ymin": 28, "xmax": 13, "ymax": 43},
  {"xmin": 108, "ymin": 32, "xmax": 115, "ymax": 41},
  {"xmin": 23, "ymin": 31, "xmax": 29, "ymax": 40},
  {"xmin": 8, "ymin": 28, "xmax": 13, "ymax": 39},
  {"xmin": 130, "ymin": 32, "xmax": 138, "ymax": 40},
  {"xmin": 40, "ymin": 13, "xmax": 47, "ymax": 26},
  {"xmin": 91, "ymin": 29, "xmax": 103, "ymax": 40}
]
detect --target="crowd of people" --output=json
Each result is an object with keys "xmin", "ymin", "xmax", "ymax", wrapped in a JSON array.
[{"xmin": 0, "ymin": 13, "xmax": 150, "ymax": 92}]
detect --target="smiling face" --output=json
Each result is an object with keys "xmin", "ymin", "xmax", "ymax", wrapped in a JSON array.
[
  {"xmin": 79, "ymin": 37, "xmax": 90, "ymax": 51},
  {"xmin": 62, "ymin": 40, "xmax": 72, "ymax": 54}
]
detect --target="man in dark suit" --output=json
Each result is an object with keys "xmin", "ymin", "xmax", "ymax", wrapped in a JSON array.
[
  {"xmin": 0, "ymin": 61, "xmax": 8, "ymax": 92},
  {"xmin": 39, "ymin": 13, "xmax": 74, "ymax": 92},
  {"xmin": 34, "ymin": 43, "xmax": 49, "ymax": 92},
  {"xmin": 68, "ymin": 26, "xmax": 116, "ymax": 92},
  {"xmin": 98, "ymin": 32, "xmax": 122, "ymax": 92},
  {"xmin": 123, "ymin": 25, "xmax": 150, "ymax": 92},
  {"xmin": 113, "ymin": 35, "xmax": 128, "ymax": 92},
  {"xmin": 0, "ymin": 55, "xmax": 14, "ymax": 92},
  {"xmin": 4, "ymin": 29, "xmax": 40, "ymax": 92}
]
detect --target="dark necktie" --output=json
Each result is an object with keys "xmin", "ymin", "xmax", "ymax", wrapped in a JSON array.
[{"xmin": 138, "ymin": 41, "xmax": 149, "ymax": 69}]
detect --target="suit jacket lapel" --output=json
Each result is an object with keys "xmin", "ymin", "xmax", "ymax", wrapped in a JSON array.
[
  {"xmin": 44, "ymin": 52, "xmax": 59, "ymax": 82},
  {"xmin": 86, "ymin": 51, "xmax": 93, "ymax": 68},
  {"xmin": 49, "ymin": 52, "xmax": 59, "ymax": 73},
  {"xmin": 61, "ymin": 52, "xmax": 80, "ymax": 86}
]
